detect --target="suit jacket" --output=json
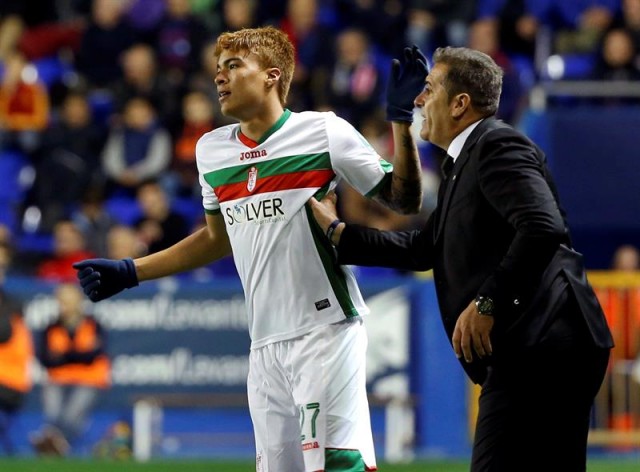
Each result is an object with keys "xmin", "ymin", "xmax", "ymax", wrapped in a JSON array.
[{"xmin": 337, "ymin": 117, "xmax": 613, "ymax": 384}]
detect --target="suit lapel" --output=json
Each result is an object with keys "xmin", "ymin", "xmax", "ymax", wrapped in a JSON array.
[{"xmin": 434, "ymin": 118, "xmax": 496, "ymax": 241}]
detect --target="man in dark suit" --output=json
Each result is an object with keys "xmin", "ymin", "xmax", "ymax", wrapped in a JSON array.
[{"xmin": 309, "ymin": 47, "xmax": 613, "ymax": 471}]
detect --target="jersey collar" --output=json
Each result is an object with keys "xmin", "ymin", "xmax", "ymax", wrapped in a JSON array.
[{"xmin": 238, "ymin": 109, "xmax": 292, "ymax": 148}]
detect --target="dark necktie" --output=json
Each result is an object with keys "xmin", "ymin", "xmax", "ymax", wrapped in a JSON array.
[{"xmin": 441, "ymin": 154, "xmax": 455, "ymax": 180}]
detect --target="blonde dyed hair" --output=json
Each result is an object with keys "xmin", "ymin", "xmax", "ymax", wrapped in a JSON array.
[{"xmin": 215, "ymin": 26, "xmax": 295, "ymax": 106}]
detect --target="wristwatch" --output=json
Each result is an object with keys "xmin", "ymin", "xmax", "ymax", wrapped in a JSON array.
[{"xmin": 475, "ymin": 295, "xmax": 494, "ymax": 316}]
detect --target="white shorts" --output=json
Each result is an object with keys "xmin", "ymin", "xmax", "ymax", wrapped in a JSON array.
[{"xmin": 247, "ymin": 317, "xmax": 376, "ymax": 472}]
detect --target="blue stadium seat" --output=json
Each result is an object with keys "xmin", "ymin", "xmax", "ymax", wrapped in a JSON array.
[
  {"xmin": 0, "ymin": 150, "xmax": 30, "ymax": 204},
  {"xmin": 33, "ymin": 55, "xmax": 74, "ymax": 88},
  {"xmin": 542, "ymin": 53, "xmax": 596, "ymax": 80},
  {"xmin": 171, "ymin": 197, "xmax": 204, "ymax": 229},
  {"xmin": 88, "ymin": 90, "xmax": 115, "ymax": 126},
  {"xmin": 16, "ymin": 231, "xmax": 54, "ymax": 255},
  {"xmin": 0, "ymin": 202, "xmax": 17, "ymax": 230},
  {"xmin": 510, "ymin": 54, "xmax": 537, "ymax": 91},
  {"xmin": 105, "ymin": 197, "xmax": 142, "ymax": 226}
]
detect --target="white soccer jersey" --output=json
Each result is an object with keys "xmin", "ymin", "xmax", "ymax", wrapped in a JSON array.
[{"xmin": 196, "ymin": 110, "xmax": 392, "ymax": 348}]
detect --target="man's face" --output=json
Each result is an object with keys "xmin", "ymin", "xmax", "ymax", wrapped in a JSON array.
[
  {"xmin": 215, "ymin": 49, "xmax": 269, "ymax": 121},
  {"xmin": 414, "ymin": 63, "xmax": 452, "ymax": 150}
]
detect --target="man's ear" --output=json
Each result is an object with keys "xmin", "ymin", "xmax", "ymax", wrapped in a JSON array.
[
  {"xmin": 451, "ymin": 93, "xmax": 471, "ymax": 119},
  {"xmin": 266, "ymin": 68, "xmax": 281, "ymax": 87}
]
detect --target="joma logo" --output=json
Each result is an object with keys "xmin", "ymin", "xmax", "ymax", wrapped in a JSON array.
[{"xmin": 240, "ymin": 149, "xmax": 267, "ymax": 160}]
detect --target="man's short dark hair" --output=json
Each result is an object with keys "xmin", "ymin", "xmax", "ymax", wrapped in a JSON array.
[{"xmin": 432, "ymin": 47, "xmax": 503, "ymax": 116}]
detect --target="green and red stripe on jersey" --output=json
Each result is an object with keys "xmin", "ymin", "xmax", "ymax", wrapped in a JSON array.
[{"xmin": 204, "ymin": 152, "xmax": 336, "ymax": 202}]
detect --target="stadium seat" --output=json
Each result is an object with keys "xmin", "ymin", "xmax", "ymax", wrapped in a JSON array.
[
  {"xmin": 88, "ymin": 91, "xmax": 115, "ymax": 126},
  {"xmin": 0, "ymin": 150, "xmax": 30, "ymax": 204},
  {"xmin": 105, "ymin": 197, "xmax": 142, "ymax": 226},
  {"xmin": 510, "ymin": 54, "xmax": 537, "ymax": 91},
  {"xmin": 16, "ymin": 231, "xmax": 54, "ymax": 255},
  {"xmin": 171, "ymin": 197, "xmax": 204, "ymax": 229},
  {"xmin": 541, "ymin": 53, "xmax": 596, "ymax": 81},
  {"xmin": 33, "ymin": 55, "xmax": 74, "ymax": 88}
]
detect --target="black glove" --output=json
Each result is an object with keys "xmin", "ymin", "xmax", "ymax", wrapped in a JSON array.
[
  {"xmin": 385, "ymin": 45, "xmax": 430, "ymax": 122},
  {"xmin": 73, "ymin": 258, "xmax": 138, "ymax": 302}
]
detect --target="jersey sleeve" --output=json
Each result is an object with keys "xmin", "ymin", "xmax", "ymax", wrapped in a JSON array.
[
  {"xmin": 196, "ymin": 136, "xmax": 221, "ymax": 215},
  {"xmin": 325, "ymin": 113, "xmax": 392, "ymax": 198}
]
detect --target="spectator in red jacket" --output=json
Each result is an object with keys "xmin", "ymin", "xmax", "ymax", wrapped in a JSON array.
[{"xmin": 37, "ymin": 220, "xmax": 95, "ymax": 282}]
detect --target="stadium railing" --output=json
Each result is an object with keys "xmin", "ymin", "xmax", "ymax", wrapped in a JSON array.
[
  {"xmin": 588, "ymin": 271, "xmax": 640, "ymax": 449},
  {"xmin": 131, "ymin": 392, "xmax": 415, "ymax": 463}
]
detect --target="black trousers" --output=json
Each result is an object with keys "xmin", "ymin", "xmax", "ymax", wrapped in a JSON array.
[{"xmin": 470, "ymin": 304, "xmax": 610, "ymax": 471}]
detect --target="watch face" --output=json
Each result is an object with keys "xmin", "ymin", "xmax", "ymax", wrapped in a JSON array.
[{"xmin": 477, "ymin": 297, "xmax": 494, "ymax": 315}]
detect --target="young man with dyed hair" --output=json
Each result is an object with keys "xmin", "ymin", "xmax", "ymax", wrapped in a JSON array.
[{"xmin": 74, "ymin": 26, "xmax": 427, "ymax": 471}]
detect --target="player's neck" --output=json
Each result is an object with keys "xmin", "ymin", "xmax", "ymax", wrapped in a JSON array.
[{"xmin": 239, "ymin": 103, "xmax": 286, "ymax": 143}]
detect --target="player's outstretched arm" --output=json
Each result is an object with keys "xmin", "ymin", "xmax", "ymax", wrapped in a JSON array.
[
  {"xmin": 73, "ymin": 258, "xmax": 138, "ymax": 302},
  {"xmin": 74, "ymin": 213, "xmax": 232, "ymax": 302},
  {"xmin": 376, "ymin": 46, "xmax": 429, "ymax": 215}
]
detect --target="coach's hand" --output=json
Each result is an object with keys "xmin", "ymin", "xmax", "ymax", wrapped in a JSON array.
[
  {"xmin": 452, "ymin": 300, "xmax": 494, "ymax": 363},
  {"xmin": 386, "ymin": 45, "xmax": 430, "ymax": 123},
  {"xmin": 73, "ymin": 258, "xmax": 139, "ymax": 302}
]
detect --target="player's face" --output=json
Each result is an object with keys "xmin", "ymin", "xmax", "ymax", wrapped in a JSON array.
[
  {"xmin": 215, "ymin": 49, "xmax": 269, "ymax": 121},
  {"xmin": 414, "ymin": 63, "xmax": 452, "ymax": 150}
]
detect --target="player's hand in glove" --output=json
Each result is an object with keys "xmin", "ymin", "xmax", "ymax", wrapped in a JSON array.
[
  {"xmin": 73, "ymin": 258, "xmax": 139, "ymax": 302},
  {"xmin": 386, "ymin": 45, "xmax": 430, "ymax": 122}
]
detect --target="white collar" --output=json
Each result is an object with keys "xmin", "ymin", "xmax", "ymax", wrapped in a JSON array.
[{"xmin": 447, "ymin": 119, "xmax": 483, "ymax": 162}]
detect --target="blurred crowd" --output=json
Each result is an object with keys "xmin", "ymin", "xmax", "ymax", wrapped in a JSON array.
[{"xmin": 0, "ymin": 0, "xmax": 639, "ymax": 281}]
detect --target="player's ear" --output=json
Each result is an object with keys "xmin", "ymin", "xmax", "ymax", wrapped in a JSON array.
[{"xmin": 265, "ymin": 68, "xmax": 281, "ymax": 87}]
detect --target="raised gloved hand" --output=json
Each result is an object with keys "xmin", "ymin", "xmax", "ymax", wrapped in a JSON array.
[
  {"xmin": 73, "ymin": 258, "xmax": 139, "ymax": 302},
  {"xmin": 386, "ymin": 45, "xmax": 430, "ymax": 122}
]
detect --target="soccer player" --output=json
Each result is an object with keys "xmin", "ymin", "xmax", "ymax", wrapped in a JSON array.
[{"xmin": 74, "ymin": 27, "xmax": 427, "ymax": 471}]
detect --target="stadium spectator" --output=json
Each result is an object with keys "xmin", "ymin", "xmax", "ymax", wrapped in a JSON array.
[
  {"xmin": 73, "ymin": 26, "xmax": 425, "ymax": 471},
  {"xmin": 27, "ymin": 90, "xmax": 108, "ymax": 232},
  {"xmin": 274, "ymin": 0, "xmax": 336, "ymax": 111},
  {"xmin": 308, "ymin": 46, "xmax": 613, "ymax": 471},
  {"xmin": 13, "ymin": 3, "xmax": 85, "ymax": 62},
  {"xmin": 152, "ymin": 0, "xmax": 212, "ymax": 90},
  {"xmin": 71, "ymin": 186, "xmax": 117, "ymax": 258},
  {"xmin": 75, "ymin": 0, "xmax": 137, "ymax": 90},
  {"xmin": 0, "ymin": 226, "xmax": 11, "ymax": 247},
  {"xmin": 31, "ymin": 282, "xmax": 110, "ymax": 457},
  {"xmin": 591, "ymin": 27, "xmax": 640, "ymax": 81},
  {"xmin": 530, "ymin": 0, "xmax": 618, "ymax": 54},
  {"xmin": 611, "ymin": 244, "xmax": 640, "ymax": 271},
  {"xmin": 335, "ymin": 0, "xmax": 408, "ymax": 56},
  {"xmin": 0, "ymin": 4, "xmax": 24, "ymax": 61},
  {"xmin": 323, "ymin": 28, "xmax": 386, "ymax": 129},
  {"xmin": 105, "ymin": 224, "xmax": 146, "ymax": 260},
  {"xmin": 170, "ymin": 90, "xmax": 217, "ymax": 198},
  {"xmin": 0, "ymin": 51, "xmax": 50, "ymax": 157},
  {"xmin": 474, "ymin": 0, "xmax": 538, "ymax": 59},
  {"xmin": 406, "ymin": 0, "xmax": 475, "ymax": 55},
  {"xmin": 618, "ymin": 0, "xmax": 640, "ymax": 59},
  {"xmin": 111, "ymin": 43, "xmax": 180, "ymax": 133},
  {"xmin": 123, "ymin": 0, "xmax": 166, "ymax": 45},
  {"xmin": 101, "ymin": 96, "xmax": 172, "ymax": 198},
  {"xmin": 0, "ymin": 0, "xmax": 83, "ymax": 61},
  {"xmin": 467, "ymin": 18, "xmax": 525, "ymax": 124},
  {"xmin": 0, "ymin": 243, "xmax": 34, "ymax": 456},
  {"xmin": 216, "ymin": 0, "xmax": 259, "ymax": 33},
  {"xmin": 36, "ymin": 220, "xmax": 95, "ymax": 282},
  {"xmin": 133, "ymin": 179, "xmax": 190, "ymax": 254}
]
